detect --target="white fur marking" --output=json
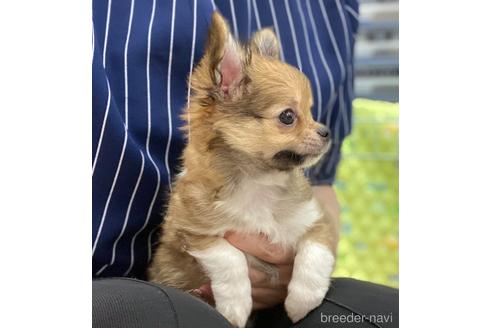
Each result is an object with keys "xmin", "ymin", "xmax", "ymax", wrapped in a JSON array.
[
  {"xmin": 214, "ymin": 174, "xmax": 322, "ymax": 247},
  {"xmin": 285, "ymin": 241, "xmax": 335, "ymax": 323},
  {"xmin": 189, "ymin": 240, "xmax": 252, "ymax": 328}
]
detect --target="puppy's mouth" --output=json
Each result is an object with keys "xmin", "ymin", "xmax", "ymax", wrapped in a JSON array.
[
  {"xmin": 273, "ymin": 150, "xmax": 307, "ymax": 168},
  {"xmin": 300, "ymin": 138, "xmax": 331, "ymax": 156},
  {"xmin": 272, "ymin": 140, "xmax": 331, "ymax": 170}
]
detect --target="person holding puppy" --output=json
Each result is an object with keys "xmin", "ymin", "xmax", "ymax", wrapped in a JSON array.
[{"xmin": 92, "ymin": 0, "xmax": 397, "ymax": 327}]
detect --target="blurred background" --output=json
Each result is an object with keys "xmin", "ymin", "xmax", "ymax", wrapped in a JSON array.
[{"xmin": 332, "ymin": 0, "xmax": 399, "ymax": 288}]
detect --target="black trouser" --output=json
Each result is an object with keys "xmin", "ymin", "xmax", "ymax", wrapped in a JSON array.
[{"xmin": 93, "ymin": 278, "xmax": 398, "ymax": 328}]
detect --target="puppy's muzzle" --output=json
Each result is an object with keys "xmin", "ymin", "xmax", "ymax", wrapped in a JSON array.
[{"xmin": 317, "ymin": 126, "xmax": 331, "ymax": 139}]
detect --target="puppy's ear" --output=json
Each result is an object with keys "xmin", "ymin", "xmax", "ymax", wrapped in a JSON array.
[
  {"xmin": 206, "ymin": 12, "xmax": 246, "ymax": 97},
  {"xmin": 250, "ymin": 28, "xmax": 280, "ymax": 59}
]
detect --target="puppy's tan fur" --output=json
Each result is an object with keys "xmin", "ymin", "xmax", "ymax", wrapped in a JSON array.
[{"xmin": 148, "ymin": 12, "xmax": 339, "ymax": 326}]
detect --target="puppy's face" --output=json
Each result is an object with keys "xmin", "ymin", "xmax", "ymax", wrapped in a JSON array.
[{"xmin": 191, "ymin": 13, "xmax": 331, "ymax": 170}]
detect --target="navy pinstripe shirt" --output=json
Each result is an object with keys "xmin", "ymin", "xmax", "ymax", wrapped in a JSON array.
[{"xmin": 92, "ymin": 0, "xmax": 359, "ymax": 278}]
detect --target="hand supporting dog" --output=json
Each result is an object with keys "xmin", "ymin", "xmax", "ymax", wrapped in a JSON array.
[{"xmin": 193, "ymin": 232, "xmax": 294, "ymax": 310}]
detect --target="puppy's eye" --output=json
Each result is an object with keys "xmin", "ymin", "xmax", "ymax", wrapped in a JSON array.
[{"xmin": 279, "ymin": 109, "xmax": 296, "ymax": 125}]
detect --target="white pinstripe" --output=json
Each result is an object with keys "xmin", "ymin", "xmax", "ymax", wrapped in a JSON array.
[
  {"xmin": 92, "ymin": 0, "xmax": 136, "ymax": 257},
  {"xmin": 296, "ymin": 0, "xmax": 322, "ymax": 122},
  {"xmin": 92, "ymin": 23, "xmax": 95, "ymax": 59},
  {"xmin": 98, "ymin": 150, "xmax": 145, "ymax": 276},
  {"xmin": 95, "ymin": 1, "xmax": 138, "ymax": 276},
  {"xmin": 252, "ymin": 0, "xmax": 261, "ymax": 29},
  {"xmin": 186, "ymin": 0, "xmax": 197, "ymax": 141},
  {"xmin": 330, "ymin": 83, "xmax": 345, "ymax": 144},
  {"xmin": 284, "ymin": 0, "xmax": 302, "ymax": 70},
  {"xmin": 305, "ymin": 0, "xmax": 336, "ymax": 123},
  {"xmin": 211, "ymin": 0, "xmax": 217, "ymax": 11},
  {"xmin": 92, "ymin": 78, "xmax": 111, "ymax": 174},
  {"xmin": 92, "ymin": 129, "xmax": 128, "ymax": 256},
  {"xmin": 124, "ymin": 0, "xmax": 160, "ymax": 277},
  {"xmin": 96, "ymin": 264, "xmax": 108, "ymax": 276},
  {"xmin": 268, "ymin": 0, "xmax": 285, "ymax": 62},
  {"xmin": 154, "ymin": 0, "xmax": 176, "ymax": 260},
  {"xmin": 316, "ymin": 0, "xmax": 346, "ymax": 81},
  {"xmin": 102, "ymin": 0, "xmax": 112, "ymax": 68},
  {"xmin": 164, "ymin": 0, "xmax": 177, "ymax": 193},
  {"xmin": 92, "ymin": 0, "xmax": 114, "ymax": 174},
  {"xmin": 105, "ymin": 151, "xmax": 145, "ymax": 273},
  {"xmin": 123, "ymin": 0, "xmax": 135, "ymax": 125},
  {"xmin": 229, "ymin": 0, "xmax": 239, "ymax": 38},
  {"xmin": 336, "ymin": 0, "xmax": 353, "ymax": 135},
  {"xmin": 344, "ymin": 4, "xmax": 359, "ymax": 21}
]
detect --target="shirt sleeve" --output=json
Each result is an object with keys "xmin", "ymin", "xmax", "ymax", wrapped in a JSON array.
[{"xmin": 307, "ymin": 0, "xmax": 360, "ymax": 186}]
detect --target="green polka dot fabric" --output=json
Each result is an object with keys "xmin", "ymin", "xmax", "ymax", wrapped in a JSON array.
[{"xmin": 332, "ymin": 99, "xmax": 399, "ymax": 288}]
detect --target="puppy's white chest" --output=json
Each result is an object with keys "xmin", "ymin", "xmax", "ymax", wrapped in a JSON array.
[
  {"xmin": 229, "ymin": 179, "xmax": 280, "ymax": 221},
  {"xmin": 215, "ymin": 173, "xmax": 322, "ymax": 247}
]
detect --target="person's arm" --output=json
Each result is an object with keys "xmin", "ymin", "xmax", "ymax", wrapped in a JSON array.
[{"xmin": 312, "ymin": 185, "xmax": 340, "ymax": 222}]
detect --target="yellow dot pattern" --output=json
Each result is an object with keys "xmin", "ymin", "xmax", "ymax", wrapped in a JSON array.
[{"xmin": 332, "ymin": 99, "xmax": 399, "ymax": 288}]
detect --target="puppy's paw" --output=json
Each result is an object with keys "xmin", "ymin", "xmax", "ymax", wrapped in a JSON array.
[
  {"xmin": 285, "ymin": 241, "xmax": 336, "ymax": 323},
  {"xmin": 216, "ymin": 295, "xmax": 252, "ymax": 328},
  {"xmin": 284, "ymin": 282, "xmax": 328, "ymax": 323},
  {"xmin": 190, "ymin": 240, "xmax": 253, "ymax": 327}
]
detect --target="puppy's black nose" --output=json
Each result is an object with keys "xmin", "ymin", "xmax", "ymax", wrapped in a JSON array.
[{"xmin": 317, "ymin": 126, "xmax": 331, "ymax": 139}]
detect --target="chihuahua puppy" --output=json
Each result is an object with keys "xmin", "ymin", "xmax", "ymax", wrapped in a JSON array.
[{"xmin": 148, "ymin": 12, "xmax": 339, "ymax": 327}]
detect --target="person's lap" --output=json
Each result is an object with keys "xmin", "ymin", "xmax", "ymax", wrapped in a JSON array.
[
  {"xmin": 93, "ymin": 277, "xmax": 398, "ymax": 328},
  {"xmin": 254, "ymin": 278, "xmax": 398, "ymax": 328}
]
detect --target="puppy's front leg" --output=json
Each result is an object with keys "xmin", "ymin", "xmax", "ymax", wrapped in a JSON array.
[
  {"xmin": 285, "ymin": 213, "xmax": 338, "ymax": 323},
  {"xmin": 190, "ymin": 238, "xmax": 252, "ymax": 328}
]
